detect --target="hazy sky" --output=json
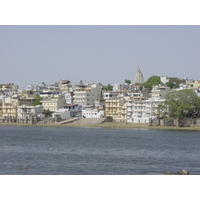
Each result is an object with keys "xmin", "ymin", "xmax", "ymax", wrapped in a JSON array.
[{"xmin": 1, "ymin": 25, "xmax": 200, "ymax": 89}]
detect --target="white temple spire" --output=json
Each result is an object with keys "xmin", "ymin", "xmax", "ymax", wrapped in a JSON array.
[{"xmin": 134, "ymin": 66, "xmax": 144, "ymax": 84}]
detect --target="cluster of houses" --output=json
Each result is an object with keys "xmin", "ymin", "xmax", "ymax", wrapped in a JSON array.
[{"xmin": 1, "ymin": 68, "xmax": 200, "ymax": 124}]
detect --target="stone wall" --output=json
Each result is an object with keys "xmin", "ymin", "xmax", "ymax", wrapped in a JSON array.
[{"xmin": 158, "ymin": 118, "xmax": 200, "ymax": 127}]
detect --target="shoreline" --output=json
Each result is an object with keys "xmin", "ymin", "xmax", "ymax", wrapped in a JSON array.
[{"xmin": 1, "ymin": 122, "xmax": 200, "ymax": 131}]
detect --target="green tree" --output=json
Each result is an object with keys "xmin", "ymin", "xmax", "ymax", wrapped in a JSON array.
[
  {"xmin": 167, "ymin": 77, "xmax": 186, "ymax": 88},
  {"xmin": 102, "ymin": 84, "xmax": 113, "ymax": 91},
  {"xmin": 125, "ymin": 79, "xmax": 131, "ymax": 84},
  {"xmin": 142, "ymin": 75, "xmax": 161, "ymax": 89},
  {"xmin": 164, "ymin": 89, "xmax": 200, "ymax": 125},
  {"xmin": 33, "ymin": 96, "xmax": 43, "ymax": 106},
  {"xmin": 157, "ymin": 104, "xmax": 168, "ymax": 118},
  {"xmin": 43, "ymin": 109, "xmax": 52, "ymax": 117},
  {"xmin": 166, "ymin": 82, "xmax": 175, "ymax": 89}
]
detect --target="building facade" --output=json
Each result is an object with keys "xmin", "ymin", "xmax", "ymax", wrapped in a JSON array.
[
  {"xmin": 73, "ymin": 82, "xmax": 102, "ymax": 106},
  {"xmin": 61, "ymin": 104, "xmax": 82, "ymax": 117},
  {"xmin": 41, "ymin": 94, "xmax": 65, "ymax": 112},
  {"xmin": 105, "ymin": 96, "xmax": 126, "ymax": 123},
  {"xmin": 151, "ymin": 85, "xmax": 170, "ymax": 99},
  {"xmin": 126, "ymin": 97, "xmax": 165, "ymax": 123}
]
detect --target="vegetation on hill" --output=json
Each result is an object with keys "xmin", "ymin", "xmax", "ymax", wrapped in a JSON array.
[
  {"xmin": 102, "ymin": 84, "xmax": 113, "ymax": 91},
  {"xmin": 142, "ymin": 75, "xmax": 162, "ymax": 89},
  {"xmin": 166, "ymin": 77, "xmax": 186, "ymax": 89}
]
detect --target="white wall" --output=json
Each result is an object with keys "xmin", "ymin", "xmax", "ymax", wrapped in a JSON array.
[
  {"xmin": 82, "ymin": 109, "xmax": 103, "ymax": 118},
  {"xmin": 52, "ymin": 109, "xmax": 70, "ymax": 120}
]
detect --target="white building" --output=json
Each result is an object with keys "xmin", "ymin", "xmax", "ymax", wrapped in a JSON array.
[
  {"xmin": 18, "ymin": 105, "xmax": 44, "ymax": 119},
  {"xmin": 160, "ymin": 76, "xmax": 169, "ymax": 84},
  {"xmin": 2, "ymin": 97, "xmax": 18, "ymax": 118},
  {"xmin": 25, "ymin": 84, "xmax": 43, "ymax": 94},
  {"xmin": 52, "ymin": 109, "xmax": 71, "ymax": 120},
  {"xmin": 73, "ymin": 82, "xmax": 102, "ymax": 106},
  {"xmin": 26, "ymin": 85, "xmax": 34, "ymax": 91},
  {"xmin": 127, "ymin": 97, "xmax": 165, "ymax": 123},
  {"xmin": 1, "ymin": 84, "xmax": 19, "ymax": 97},
  {"xmin": 61, "ymin": 104, "xmax": 82, "ymax": 117},
  {"xmin": 113, "ymin": 84, "xmax": 120, "ymax": 92},
  {"xmin": 82, "ymin": 108, "xmax": 104, "ymax": 118},
  {"xmin": 196, "ymin": 88, "xmax": 200, "ymax": 97},
  {"xmin": 103, "ymin": 91, "xmax": 118, "ymax": 100},
  {"xmin": 59, "ymin": 80, "xmax": 73, "ymax": 93},
  {"xmin": 64, "ymin": 92, "xmax": 74, "ymax": 104}
]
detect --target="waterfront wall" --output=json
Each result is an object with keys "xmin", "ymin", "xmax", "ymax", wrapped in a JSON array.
[
  {"xmin": 1, "ymin": 116, "xmax": 200, "ymax": 128},
  {"xmin": 149, "ymin": 118, "xmax": 200, "ymax": 127}
]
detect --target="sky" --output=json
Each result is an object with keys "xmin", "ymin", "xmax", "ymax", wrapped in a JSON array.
[{"xmin": 1, "ymin": 25, "xmax": 200, "ymax": 89}]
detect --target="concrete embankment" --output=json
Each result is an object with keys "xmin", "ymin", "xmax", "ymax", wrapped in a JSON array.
[
  {"xmin": 1, "ymin": 118, "xmax": 200, "ymax": 131},
  {"xmin": 0, "ymin": 118, "xmax": 106, "ymax": 128},
  {"xmin": 61, "ymin": 118, "xmax": 106, "ymax": 127}
]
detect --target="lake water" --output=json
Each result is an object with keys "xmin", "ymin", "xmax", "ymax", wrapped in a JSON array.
[{"xmin": 0, "ymin": 125, "xmax": 200, "ymax": 175}]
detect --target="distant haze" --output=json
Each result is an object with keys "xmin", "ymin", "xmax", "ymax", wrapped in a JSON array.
[{"xmin": 1, "ymin": 25, "xmax": 200, "ymax": 89}]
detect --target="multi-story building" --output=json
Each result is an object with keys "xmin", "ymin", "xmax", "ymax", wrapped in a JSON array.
[
  {"xmin": 12, "ymin": 90, "xmax": 38, "ymax": 106},
  {"xmin": 105, "ymin": 96, "xmax": 126, "ymax": 123},
  {"xmin": 0, "ymin": 83, "xmax": 19, "ymax": 97},
  {"xmin": 151, "ymin": 85, "xmax": 170, "ymax": 99},
  {"xmin": 26, "ymin": 84, "xmax": 43, "ymax": 94},
  {"xmin": 113, "ymin": 83, "xmax": 150, "ymax": 98},
  {"xmin": 126, "ymin": 97, "xmax": 165, "ymax": 123},
  {"xmin": 41, "ymin": 94, "xmax": 65, "ymax": 112},
  {"xmin": 186, "ymin": 79, "xmax": 200, "ymax": 89},
  {"xmin": 61, "ymin": 104, "xmax": 82, "ymax": 117},
  {"xmin": 103, "ymin": 91, "xmax": 118, "ymax": 100},
  {"xmin": 2, "ymin": 97, "xmax": 18, "ymax": 118},
  {"xmin": 64, "ymin": 92, "xmax": 74, "ymax": 104},
  {"xmin": 18, "ymin": 105, "xmax": 44, "ymax": 120},
  {"xmin": 59, "ymin": 80, "xmax": 73, "ymax": 93},
  {"xmin": 52, "ymin": 109, "xmax": 71, "ymax": 120},
  {"xmin": 73, "ymin": 82, "xmax": 102, "ymax": 106},
  {"xmin": 42, "ymin": 82, "xmax": 60, "ymax": 93}
]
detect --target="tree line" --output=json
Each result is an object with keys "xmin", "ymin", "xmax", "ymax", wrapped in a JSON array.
[{"xmin": 158, "ymin": 89, "xmax": 200, "ymax": 126}]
